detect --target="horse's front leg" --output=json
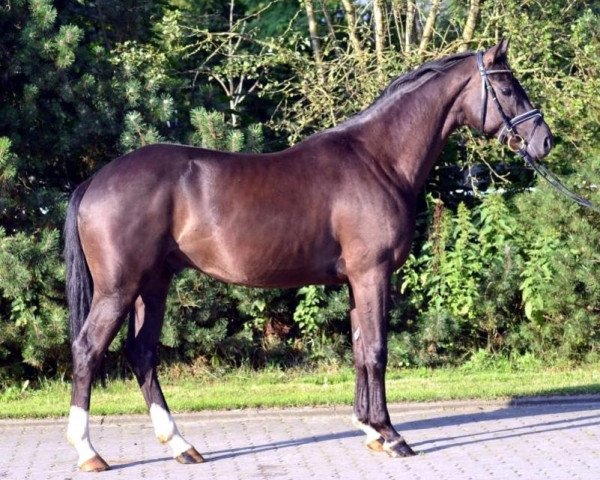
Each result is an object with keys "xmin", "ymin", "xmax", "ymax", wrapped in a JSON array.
[{"xmin": 348, "ymin": 267, "xmax": 416, "ymax": 458}]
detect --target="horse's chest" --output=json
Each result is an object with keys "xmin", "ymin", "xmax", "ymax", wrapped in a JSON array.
[{"xmin": 336, "ymin": 198, "xmax": 415, "ymax": 271}]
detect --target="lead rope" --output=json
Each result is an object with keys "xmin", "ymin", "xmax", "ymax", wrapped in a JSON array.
[
  {"xmin": 518, "ymin": 148, "xmax": 600, "ymax": 213},
  {"xmin": 476, "ymin": 51, "xmax": 600, "ymax": 213}
]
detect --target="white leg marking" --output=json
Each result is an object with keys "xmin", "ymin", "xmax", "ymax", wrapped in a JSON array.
[
  {"xmin": 66, "ymin": 406, "xmax": 98, "ymax": 466},
  {"xmin": 150, "ymin": 403, "xmax": 192, "ymax": 457},
  {"xmin": 351, "ymin": 413, "xmax": 382, "ymax": 443}
]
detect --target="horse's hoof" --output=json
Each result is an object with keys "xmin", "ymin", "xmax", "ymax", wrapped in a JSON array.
[
  {"xmin": 384, "ymin": 439, "xmax": 417, "ymax": 458},
  {"xmin": 79, "ymin": 455, "xmax": 110, "ymax": 472},
  {"xmin": 366, "ymin": 437, "xmax": 385, "ymax": 452},
  {"xmin": 176, "ymin": 447, "xmax": 205, "ymax": 464}
]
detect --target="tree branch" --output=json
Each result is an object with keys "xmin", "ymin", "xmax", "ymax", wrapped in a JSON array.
[
  {"xmin": 390, "ymin": 0, "xmax": 405, "ymax": 52},
  {"xmin": 373, "ymin": 0, "xmax": 386, "ymax": 73},
  {"xmin": 303, "ymin": 0, "xmax": 324, "ymax": 78},
  {"xmin": 319, "ymin": 0, "xmax": 336, "ymax": 43},
  {"xmin": 405, "ymin": 0, "xmax": 415, "ymax": 52},
  {"xmin": 341, "ymin": 0, "xmax": 363, "ymax": 56}
]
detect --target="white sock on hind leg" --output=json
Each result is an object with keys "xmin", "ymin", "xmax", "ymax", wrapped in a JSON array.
[
  {"xmin": 149, "ymin": 403, "xmax": 192, "ymax": 457},
  {"xmin": 67, "ymin": 406, "xmax": 99, "ymax": 466}
]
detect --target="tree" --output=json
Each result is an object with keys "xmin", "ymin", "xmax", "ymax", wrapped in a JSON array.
[
  {"xmin": 418, "ymin": 0, "xmax": 442, "ymax": 54},
  {"xmin": 459, "ymin": 0, "xmax": 481, "ymax": 52}
]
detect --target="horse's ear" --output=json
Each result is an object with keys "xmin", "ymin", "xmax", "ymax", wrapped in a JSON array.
[{"xmin": 484, "ymin": 38, "xmax": 510, "ymax": 66}]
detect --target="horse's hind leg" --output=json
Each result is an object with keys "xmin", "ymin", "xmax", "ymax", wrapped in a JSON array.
[
  {"xmin": 124, "ymin": 271, "xmax": 204, "ymax": 465},
  {"xmin": 67, "ymin": 292, "xmax": 134, "ymax": 472}
]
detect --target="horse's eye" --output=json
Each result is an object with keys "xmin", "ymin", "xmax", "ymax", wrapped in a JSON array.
[{"xmin": 501, "ymin": 87, "xmax": 513, "ymax": 97}]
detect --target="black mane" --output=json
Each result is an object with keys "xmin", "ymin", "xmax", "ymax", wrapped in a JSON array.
[
  {"xmin": 379, "ymin": 51, "xmax": 474, "ymax": 101},
  {"xmin": 340, "ymin": 51, "xmax": 474, "ymax": 127}
]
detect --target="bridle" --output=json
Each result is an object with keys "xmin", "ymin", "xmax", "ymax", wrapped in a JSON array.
[
  {"xmin": 476, "ymin": 51, "xmax": 542, "ymax": 153},
  {"xmin": 474, "ymin": 51, "xmax": 600, "ymax": 213}
]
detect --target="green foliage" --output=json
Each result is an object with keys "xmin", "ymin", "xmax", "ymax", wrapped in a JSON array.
[
  {"xmin": 507, "ymin": 156, "xmax": 600, "ymax": 360},
  {"xmin": 520, "ymin": 236, "xmax": 558, "ymax": 323},
  {"xmin": 0, "ymin": 227, "xmax": 67, "ymax": 381},
  {"xmin": 162, "ymin": 270, "xmax": 235, "ymax": 361},
  {"xmin": 400, "ymin": 197, "xmax": 491, "ymax": 363},
  {"xmin": 293, "ymin": 286, "xmax": 326, "ymax": 335},
  {"xmin": 0, "ymin": 0, "xmax": 599, "ymax": 384},
  {"xmin": 0, "ymin": 137, "xmax": 18, "ymax": 214},
  {"xmin": 398, "ymin": 177, "xmax": 600, "ymax": 366},
  {"xmin": 189, "ymin": 107, "xmax": 264, "ymax": 152},
  {"xmin": 120, "ymin": 111, "xmax": 165, "ymax": 151}
]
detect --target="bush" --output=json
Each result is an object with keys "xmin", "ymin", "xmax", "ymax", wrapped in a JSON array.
[
  {"xmin": 0, "ymin": 228, "xmax": 69, "ymax": 384},
  {"xmin": 1, "ymin": 0, "xmax": 599, "ymax": 386}
]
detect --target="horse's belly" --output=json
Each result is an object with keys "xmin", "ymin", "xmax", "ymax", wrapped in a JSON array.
[
  {"xmin": 204, "ymin": 263, "xmax": 343, "ymax": 288},
  {"xmin": 173, "ymin": 227, "xmax": 343, "ymax": 288}
]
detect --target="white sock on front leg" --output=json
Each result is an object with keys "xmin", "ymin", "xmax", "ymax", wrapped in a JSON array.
[{"xmin": 351, "ymin": 413, "xmax": 383, "ymax": 444}]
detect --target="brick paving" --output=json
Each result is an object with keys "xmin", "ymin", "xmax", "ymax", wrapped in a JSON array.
[{"xmin": 0, "ymin": 398, "xmax": 598, "ymax": 480}]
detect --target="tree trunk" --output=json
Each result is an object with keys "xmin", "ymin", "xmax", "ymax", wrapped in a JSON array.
[
  {"xmin": 341, "ymin": 0, "xmax": 362, "ymax": 55},
  {"xmin": 459, "ymin": 0, "xmax": 481, "ymax": 52},
  {"xmin": 303, "ymin": 0, "xmax": 323, "ymax": 77},
  {"xmin": 390, "ymin": 0, "xmax": 405, "ymax": 51},
  {"xmin": 405, "ymin": 0, "xmax": 415, "ymax": 52},
  {"xmin": 418, "ymin": 0, "xmax": 442, "ymax": 55},
  {"xmin": 372, "ymin": 0, "xmax": 386, "ymax": 77},
  {"xmin": 228, "ymin": 0, "xmax": 238, "ymax": 126}
]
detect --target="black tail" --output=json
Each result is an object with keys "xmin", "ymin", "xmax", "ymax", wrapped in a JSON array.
[{"xmin": 64, "ymin": 179, "xmax": 93, "ymax": 341}]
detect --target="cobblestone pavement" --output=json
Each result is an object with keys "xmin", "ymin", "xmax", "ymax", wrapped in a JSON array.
[{"xmin": 0, "ymin": 398, "xmax": 598, "ymax": 480}]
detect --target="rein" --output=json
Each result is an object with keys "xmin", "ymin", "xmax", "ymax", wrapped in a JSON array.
[{"xmin": 476, "ymin": 51, "xmax": 600, "ymax": 213}]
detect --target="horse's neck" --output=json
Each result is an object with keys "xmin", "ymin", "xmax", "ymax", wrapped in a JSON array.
[{"xmin": 348, "ymin": 69, "xmax": 469, "ymax": 192}]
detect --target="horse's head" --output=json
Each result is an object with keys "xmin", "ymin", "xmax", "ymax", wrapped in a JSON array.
[{"xmin": 463, "ymin": 39, "xmax": 553, "ymax": 160}]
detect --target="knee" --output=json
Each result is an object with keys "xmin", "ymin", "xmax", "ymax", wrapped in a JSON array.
[{"xmin": 364, "ymin": 346, "xmax": 387, "ymax": 370}]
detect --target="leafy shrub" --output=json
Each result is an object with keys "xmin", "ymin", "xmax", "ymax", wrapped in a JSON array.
[
  {"xmin": 0, "ymin": 228, "xmax": 68, "ymax": 384},
  {"xmin": 1, "ymin": 0, "xmax": 599, "ymax": 386}
]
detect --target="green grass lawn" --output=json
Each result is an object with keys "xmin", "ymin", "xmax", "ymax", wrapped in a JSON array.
[{"xmin": 1, "ymin": 363, "xmax": 598, "ymax": 419}]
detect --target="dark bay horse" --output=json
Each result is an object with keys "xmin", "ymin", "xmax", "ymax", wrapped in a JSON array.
[{"xmin": 64, "ymin": 40, "xmax": 552, "ymax": 471}]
